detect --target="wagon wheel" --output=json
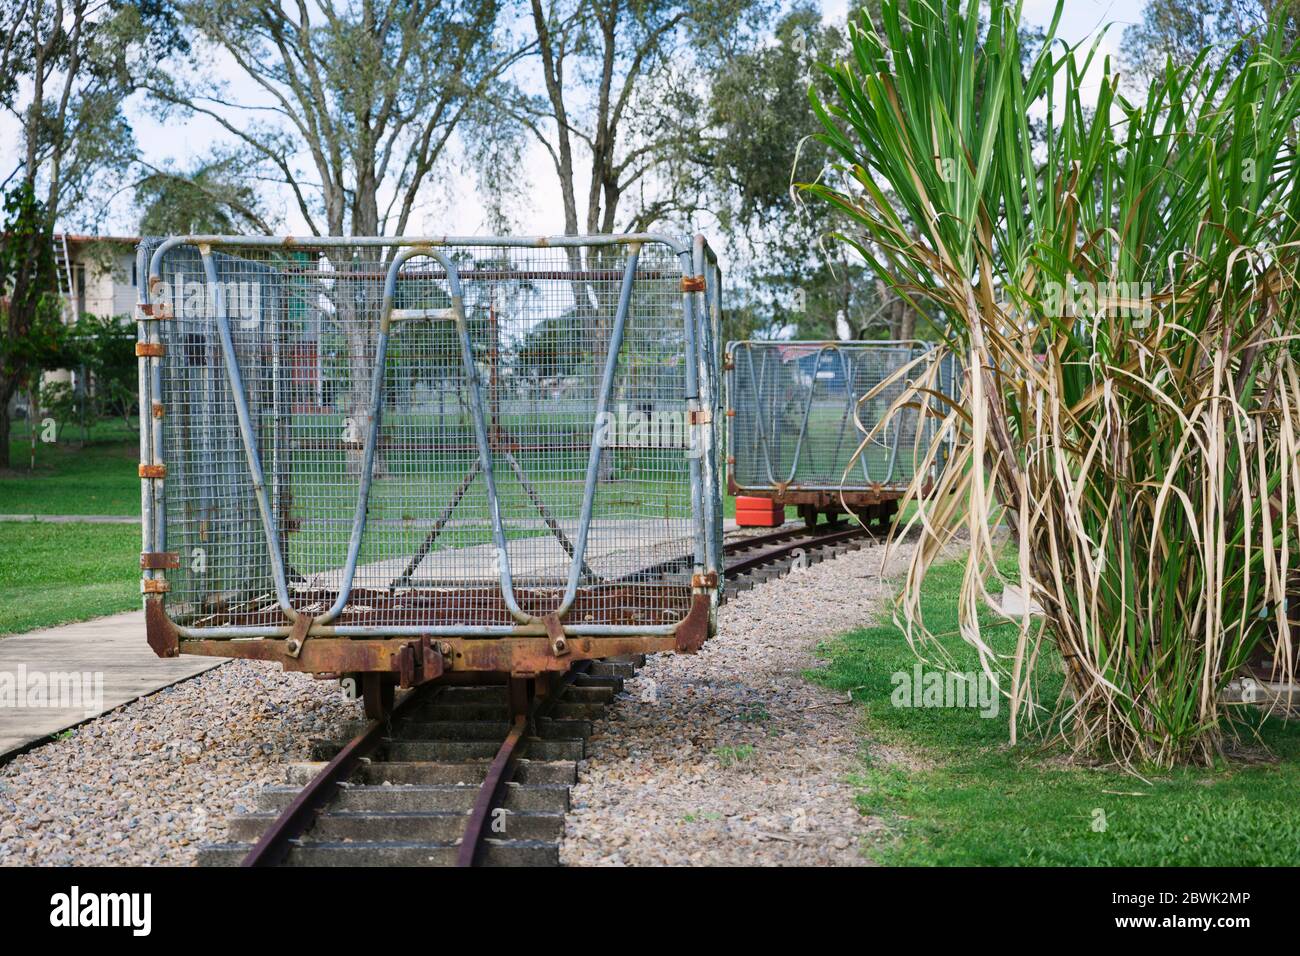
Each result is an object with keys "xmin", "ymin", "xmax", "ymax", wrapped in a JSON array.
[
  {"xmin": 852, "ymin": 501, "xmax": 899, "ymax": 532},
  {"xmin": 877, "ymin": 500, "xmax": 900, "ymax": 530}
]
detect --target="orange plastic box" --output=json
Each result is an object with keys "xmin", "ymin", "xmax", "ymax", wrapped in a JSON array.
[{"xmin": 734, "ymin": 496, "xmax": 784, "ymax": 527}]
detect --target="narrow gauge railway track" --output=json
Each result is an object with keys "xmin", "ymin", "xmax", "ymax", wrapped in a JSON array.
[
  {"xmin": 200, "ymin": 660, "xmax": 628, "ymax": 866},
  {"xmin": 202, "ymin": 521, "xmax": 879, "ymax": 867},
  {"xmin": 721, "ymin": 522, "xmax": 876, "ymax": 599}
]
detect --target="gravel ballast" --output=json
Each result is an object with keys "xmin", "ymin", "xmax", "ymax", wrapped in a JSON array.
[
  {"xmin": 559, "ymin": 539, "xmax": 921, "ymax": 866},
  {"xmin": 0, "ymin": 662, "xmax": 359, "ymax": 865}
]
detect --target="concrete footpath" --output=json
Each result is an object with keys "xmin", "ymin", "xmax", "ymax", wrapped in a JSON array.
[
  {"xmin": 0, "ymin": 610, "xmax": 225, "ymax": 760},
  {"xmin": 0, "ymin": 514, "xmax": 139, "ymax": 524}
]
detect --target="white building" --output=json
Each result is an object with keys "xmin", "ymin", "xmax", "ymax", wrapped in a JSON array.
[
  {"xmin": 6, "ymin": 235, "xmax": 140, "ymax": 422},
  {"xmin": 55, "ymin": 234, "xmax": 140, "ymax": 320},
  {"xmin": 23, "ymin": 235, "xmax": 140, "ymax": 410}
]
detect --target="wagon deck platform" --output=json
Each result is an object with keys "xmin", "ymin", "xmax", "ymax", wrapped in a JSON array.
[
  {"xmin": 303, "ymin": 517, "xmax": 696, "ymax": 592},
  {"xmin": 0, "ymin": 520, "xmax": 747, "ymax": 762}
]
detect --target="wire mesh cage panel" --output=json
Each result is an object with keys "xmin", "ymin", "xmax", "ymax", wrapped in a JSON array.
[
  {"xmin": 136, "ymin": 236, "xmax": 721, "ymax": 643},
  {"xmin": 726, "ymin": 340, "xmax": 954, "ymax": 497}
]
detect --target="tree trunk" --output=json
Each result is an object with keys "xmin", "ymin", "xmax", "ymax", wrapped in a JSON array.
[
  {"xmin": 27, "ymin": 385, "xmax": 38, "ymax": 472},
  {"xmin": 898, "ymin": 305, "xmax": 917, "ymax": 340},
  {"xmin": 335, "ymin": 246, "xmax": 389, "ymax": 479},
  {"xmin": 0, "ymin": 387, "xmax": 12, "ymax": 470}
]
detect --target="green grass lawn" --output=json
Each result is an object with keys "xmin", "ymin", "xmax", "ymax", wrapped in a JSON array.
[
  {"xmin": 0, "ymin": 521, "xmax": 140, "ymax": 635},
  {"xmin": 2, "ymin": 419, "xmax": 141, "ymax": 515},
  {"xmin": 811, "ymin": 559, "xmax": 1300, "ymax": 866}
]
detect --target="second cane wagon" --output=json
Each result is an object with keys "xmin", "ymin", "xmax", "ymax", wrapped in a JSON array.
[{"xmin": 725, "ymin": 339, "xmax": 955, "ymax": 528}]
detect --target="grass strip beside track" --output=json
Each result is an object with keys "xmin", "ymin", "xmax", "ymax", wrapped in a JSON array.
[{"xmin": 811, "ymin": 559, "xmax": 1300, "ymax": 866}]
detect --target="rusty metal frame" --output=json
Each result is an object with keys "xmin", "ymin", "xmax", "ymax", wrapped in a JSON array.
[
  {"xmin": 724, "ymin": 479, "xmax": 906, "ymax": 510},
  {"xmin": 156, "ymin": 592, "xmax": 710, "ymax": 676}
]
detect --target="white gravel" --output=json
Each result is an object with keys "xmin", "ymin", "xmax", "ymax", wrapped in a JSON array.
[
  {"xmin": 0, "ymin": 662, "xmax": 360, "ymax": 865},
  {"xmin": 559, "ymin": 538, "xmax": 925, "ymax": 866}
]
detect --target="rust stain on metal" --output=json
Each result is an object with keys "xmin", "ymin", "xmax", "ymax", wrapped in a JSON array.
[
  {"xmin": 543, "ymin": 612, "xmax": 569, "ymax": 658},
  {"xmin": 145, "ymin": 597, "xmax": 180, "ymax": 658},
  {"xmin": 285, "ymin": 613, "xmax": 314, "ymax": 659},
  {"xmin": 139, "ymin": 463, "xmax": 167, "ymax": 479},
  {"xmin": 688, "ymin": 408, "xmax": 712, "ymax": 425},
  {"xmin": 175, "ymin": 636, "xmax": 456, "ymax": 676},
  {"xmin": 680, "ymin": 275, "xmax": 706, "ymax": 292},
  {"xmin": 387, "ymin": 637, "xmax": 445, "ymax": 688},
  {"xmin": 135, "ymin": 342, "xmax": 165, "ymax": 358},
  {"xmin": 420, "ymin": 636, "xmax": 441, "ymax": 682},
  {"xmin": 136, "ymin": 302, "xmax": 172, "ymax": 319},
  {"xmin": 175, "ymin": 634, "xmax": 672, "ymax": 675},
  {"xmin": 151, "ymin": 402, "xmax": 165, "ymax": 419},
  {"xmin": 691, "ymin": 571, "xmax": 719, "ymax": 589},
  {"xmin": 673, "ymin": 592, "xmax": 712, "ymax": 654},
  {"xmin": 396, "ymin": 642, "xmax": 415, "ymax": 687},
  {"xmin": 141, "ymin": 578, "xmax": 170, "ymax": 593},
  {"xmin": 140, "ymin": 551, "xmax": 180, "ymax": 570}
]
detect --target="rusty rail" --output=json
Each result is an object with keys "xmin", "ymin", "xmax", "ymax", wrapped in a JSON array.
[
  {"xmin": 240, "ymin": 682, "xmax": 434, "ymax": 867},
  {"xmin": 455, "ymin": 664, "xmax": 591, "ymax": 867},
  {"xmin": 455, "ymin": 716, "xmax": 527, "ymax": 867},
  {"xmin": 723, "ymin": 524, "xmax": 872, "ymax": 578},
  {"xmin": 233, "ymin": 524, "xmax": 866, "ymax": 868}
]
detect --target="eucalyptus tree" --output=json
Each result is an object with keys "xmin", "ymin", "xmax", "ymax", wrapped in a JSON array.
[
  {"xmin": 497, "ymin": 0, "xmax": 769, "ymax": 239},
  {"xmin": 696, "ymin": 5, "xmax": 914, "ymax": 342},
  {"xmin": 1122, "ymin": 0, "xmax": 1300, "ymax": 82},
  {"xmin": 145, "ymin": 0, "xmax": 529, "ymax": 473},
  {"xmin": 148, "ymin": 0, "xmax": 526, "ymax": 238}
]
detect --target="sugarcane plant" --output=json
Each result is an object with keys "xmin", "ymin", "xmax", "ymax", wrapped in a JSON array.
[{"xmin": 803, "ymin": 0, "xmax": 1300, "ymax": 766}]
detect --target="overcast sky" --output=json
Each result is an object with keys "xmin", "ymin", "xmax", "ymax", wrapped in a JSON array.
[{"xmin": 24, "ymin": 0, "xmax": 1151, "ymax": 238}]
